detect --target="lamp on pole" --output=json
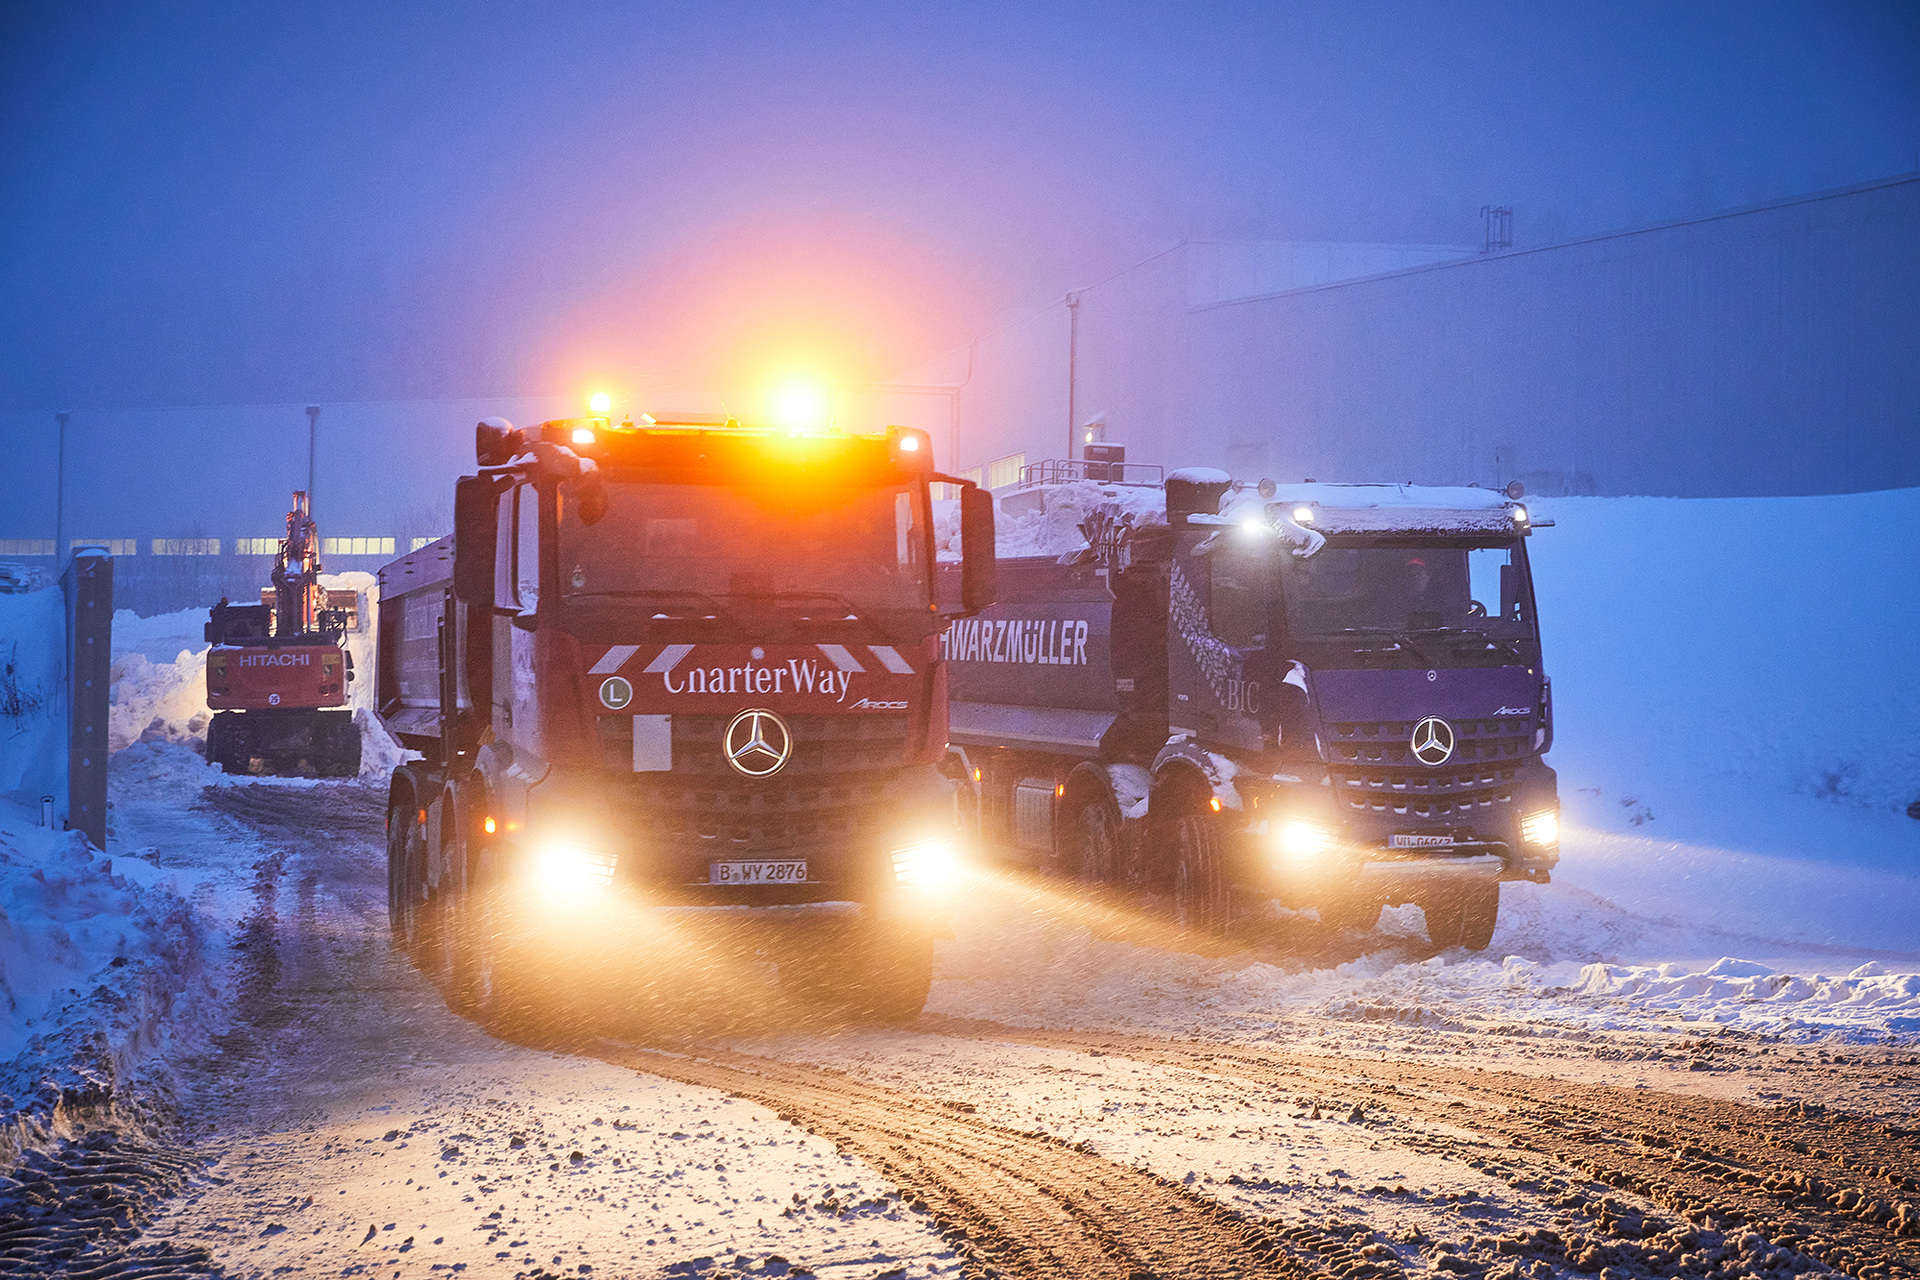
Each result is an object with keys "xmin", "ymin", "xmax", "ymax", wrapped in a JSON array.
[
  {"xmin": 53, "ymin": 412, "xmax": 70, "ymax": 570},
  {"xmin": 305, "ymin": 405, "xmax": 321, "ymax": 508},
  {"xmin": 845, "ymin": 340, "xmax": 975, "ymax": 474},
  {"xmin": 1065, "ymin": 292, "xmax": 1081, "ymax": 462}
]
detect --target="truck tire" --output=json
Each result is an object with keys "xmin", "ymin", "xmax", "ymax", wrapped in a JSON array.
[
  {"xmin": 1061, "ymin": 796, "xmax": 1120, "ymax": 888},
  {"xmin": 386, "ymin": 790, "xmax": 431, "ymax": 957},
  {"xmin": 318, "ymin": 712, "xmax": 361, "ymax": 778},
  {"xmin": 849, "ymin": 932, "xmax": 935, "ymax": 1024},
  {"xmin": 1318, "ymin": 895, "xmax": 1383, "ymax": 933},
  {"xmin": 1170, "ymin": 814, "xmax": 1231, "ymax": 938},
  {"xmin": 783, "ymin": 927, "xmax": 934, "ymax": 1024},
  {"xmin": 466, "ymin": 842, "xmax": 537, "ymax": 1035},
  {"xmin": 205, "ymin": 713, "xmax": 233, "ymax": 773},
  {"xmin": 1458, "ymin": 882, "xmax": 1500, "ymax": 951},
  {"xmin": 1422, "ymin": 882, "xmax": 1499, "ymax": 950}
]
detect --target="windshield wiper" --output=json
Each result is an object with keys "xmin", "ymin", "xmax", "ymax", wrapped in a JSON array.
[
  {"xmin": 568, "ymin": 589, "xmax": 738, "ymax": 622},
  {"xmin": 1333, "ymin": 626, "xmax": 1439, "ymax": 659},
  {"xmin": 723, "ymin": 589, "xmax": 886, "ymax": 634}
]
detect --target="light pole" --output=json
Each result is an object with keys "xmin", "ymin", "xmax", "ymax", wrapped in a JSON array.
[
  {"xmin": 1065, "ymin": 292, "xmax": 1082, "ymax": 462},
  {"xmin": 53, "ymin": 411, "xmax": 70, "ymax": 570},
  {"xmin": 305, "ymin": 405, "xmax": 321, "ymax": 508}
]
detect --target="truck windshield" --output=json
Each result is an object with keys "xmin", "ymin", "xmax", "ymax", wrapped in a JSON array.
[
  {"xmin": 1280, "ymin": 539, "xmax": 1535, "ymax": 640},
  {"xmin": 558, "ymin": 480, "xmax": 932, "ymax": 620}
]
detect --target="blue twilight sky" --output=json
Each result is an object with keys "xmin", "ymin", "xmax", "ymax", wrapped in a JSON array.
[{"xmin": 2, "ymin": 0, "xmax": 1916, "ymax": 412}]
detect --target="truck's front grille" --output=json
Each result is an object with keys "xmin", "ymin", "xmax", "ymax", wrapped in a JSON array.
[
  {"xmin": 603, "ymin": 714, "xmax": 910, "ymax": 861},
  {"xmin": 1326, "ymin": 717, "xmax": 1532, "ymax": 818},
  {"xmin": 1325, "ymin": 717, "xmax": 1532, "ymax": 765}
]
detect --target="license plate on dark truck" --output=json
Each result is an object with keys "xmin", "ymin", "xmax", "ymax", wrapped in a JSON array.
[
  {"xmin": 1389, "ymin": 833, "xmax": 1456, "ymax": 849},
  {"xmin": 709, "ymin": 860, "xmax": 808, "ymax": 885}
]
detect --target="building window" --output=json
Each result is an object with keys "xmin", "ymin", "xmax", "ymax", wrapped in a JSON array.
[
  {"xmin": 985, "ymin": 453, "xmax": 1026, "ymax": 490},
  {"xmin": 152, "ymin": 538, "xmax": 221, "ymax": 555},
  {"xmin": 0, "ymin": 539, "xmax": 54, "ymax": 556},
  {"xmin": 235, "ymin": 537, "xmax": 280, "ymax": 556},
  {"xmin": 409, "ymin": 536, "xmax": 442, "ymax": 552},
  {"xmin": 322, "ymin": 536, "xmax": 396, "ymax": 556}
]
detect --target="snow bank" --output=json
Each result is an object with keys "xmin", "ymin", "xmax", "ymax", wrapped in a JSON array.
[
  {"xmin": 108, "ymin": 572, "xmax": 405, "ymax": 779},
  {"xmin": 1529, "ymin": 488, "xmax": 1920, "ymax": 952},
  {"xmin": 930, "ymin": 879, "xmax": 1920, "ymax": 1045},
  {"xmin": 0, "ymin": 585, "xmax": 65, "ymax": 811},
  {"xmin": 0, "ymin": 799, "xmax": 208, "ymax": 1117},
  {"xmin": 993, "ymin": 480, "xmax": 1167, "ymax": 559}
]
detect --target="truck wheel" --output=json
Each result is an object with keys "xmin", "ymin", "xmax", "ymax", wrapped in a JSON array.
[
  {"xmin": 1422, "ymin": 883, "xmax": 1498, "ymax": 949},
  {"xmin": 386, "ymin": 794, "xmax": 430, "ymax": 957},
  {"xmin": 1062, "ymin": 796, "xmax": 1120, "ymax": 888},
  {"xmin": 1170, "ymin": 814, "xmax": 1231, "ymax": 938},
  {"xmin": 319, "ymin": 713, "xmax": 361, "ymax": 778},
  {"xmin": 1318, "ymin": 895, "xmax": 1382, "ymax": 933},
  {"xmin": 850, "ymin": 933, "xmax": 935, "ymax": 1024},
  {"xmin": 1458, "ymin": 883, "xmax": 1500, "ymax": 951},
  {"xmin": 205, "ymin": 713, "xmax": 231, "ymax": 772},
  {"xmin": 467, "ymin": 843, "xmax": 536, "ymax": 1035}
]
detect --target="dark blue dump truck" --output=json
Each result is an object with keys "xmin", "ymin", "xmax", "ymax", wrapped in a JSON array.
[{"xmin": 938, "ymin": 467, "xmax": 1560, "ymax": 949}]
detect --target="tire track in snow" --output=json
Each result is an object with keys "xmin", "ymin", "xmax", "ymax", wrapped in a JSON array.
[
  {"xmin": 587, "ymin": 1043, "xmax": 1315, "ymax": 1280},
  {"xmin": 938, "ymin": 1022, "xmax": 1920, "ymax": 1278}
]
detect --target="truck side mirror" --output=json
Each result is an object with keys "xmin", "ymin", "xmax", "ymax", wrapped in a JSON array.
[
  {"xmin": 959, "ymin": 485, "xmax": 997, "ymax": 614},
  {"xmin": 453, "ymin": 475, "xmax": 498, "ymax": 606}
]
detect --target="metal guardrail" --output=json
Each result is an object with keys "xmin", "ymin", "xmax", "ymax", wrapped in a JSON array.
[{"xmin": 1016, "ymin": 459, "xmax": 1165, "ymax": 486}]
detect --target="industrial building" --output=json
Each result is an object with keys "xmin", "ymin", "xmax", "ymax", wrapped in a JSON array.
[{"xmin": 910, "ymin": 172, "xmax": 1920, "ymax": 498}]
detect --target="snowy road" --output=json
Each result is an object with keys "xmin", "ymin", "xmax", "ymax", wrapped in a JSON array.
[{"xmin": 10, "ymin": 768, "xmax": 1918, "ymax": 1280}]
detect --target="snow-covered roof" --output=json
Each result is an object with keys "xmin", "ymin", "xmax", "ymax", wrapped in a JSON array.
[{"xmin": 1261, "ymin": 482, "xmax": 1527, "ymax": 536}]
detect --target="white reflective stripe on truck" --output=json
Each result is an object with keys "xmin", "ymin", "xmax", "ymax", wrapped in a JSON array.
[
  {"xmin": 589, "ymin": 644, "xmax": 641, "ymax": 674},
  {"xmin": 866, "ymin": 645, "xmax": 915, "ymax": 674},
  {"xmin": 816, "ymin": 644, "xmax": 866, "ymax": 672},
  {"xmin": 643, "ymin": 644, "xmax": 696, "ymax": 673}
]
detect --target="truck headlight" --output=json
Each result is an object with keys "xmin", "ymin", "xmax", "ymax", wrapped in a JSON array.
[
  {"xmin": 1278, "ymin": 820, "xmax": 1334, "ymax": 860},
  {"xmin": 1520, "ymin": 809, "xmax": 1559, "ymax": 847},
  {"xmin": 891, "ymin": 838, "xmax": 957, "ymax": 887},
  {"xmin": 534, "ymin": 842, "xmax": 618, "ymax": 894}
]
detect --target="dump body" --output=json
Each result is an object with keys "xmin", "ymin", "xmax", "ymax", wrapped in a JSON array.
[{"xmin": 942, "ymin": 472, "xmax": 1559, "ymax": 948}]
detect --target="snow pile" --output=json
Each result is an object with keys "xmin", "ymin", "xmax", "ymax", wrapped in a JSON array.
[
  {"xmin": 994, "ymin": 480, "xmax": 1167, "ymax": 559},
  {"xmin": 108, "ymin": 572, "xmax": 405, "ymax": 779},
  {"xmin": 0, "ymin": 584, "xmax": 65, "ymax": 810},
  {"xmin": 0, "ymin": 800, "xmax": 208, "ymax": 1113},
  {"xmin": 1568, "ymin": 958, "xmax": 1920, "ymax": 1036},
  {"xmin": 929, "ymin": 876, "xmax": 1920, "ymax": 1044}
]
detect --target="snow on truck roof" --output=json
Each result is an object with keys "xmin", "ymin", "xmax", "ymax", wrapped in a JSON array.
[{"xmin": 963, "ymin": 475, "xmax": 1531, "ymax": 559}]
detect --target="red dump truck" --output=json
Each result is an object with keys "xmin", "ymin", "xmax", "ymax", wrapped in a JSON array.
[{"xmin": 376, "ymin": 411, "xmax": 995, "ymax": 1026}]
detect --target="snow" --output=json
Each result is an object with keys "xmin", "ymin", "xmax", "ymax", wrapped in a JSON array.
[
  {"xmin": 0, "ymin": 798, "xmax": 208, "ymax": 1090},
  {"xmin": 0, "ymin": 583, "xmax": 65, "ymax": 811},
  {"xmin": 990, "ymin": 480, "xmax": 1167, "ymax": 559}
]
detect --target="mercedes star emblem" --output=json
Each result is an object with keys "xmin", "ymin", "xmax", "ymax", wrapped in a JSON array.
[
  {"xmin": 723, "ymin": 708, "xmax": 793, "ymax": 778},
  {"xmin": 1409, "ymin": 716, "xmax": 1456, "ymax": 766}
]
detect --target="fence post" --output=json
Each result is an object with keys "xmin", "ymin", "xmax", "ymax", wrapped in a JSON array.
[{"xmin": 62, "ymin": 549, "xmax": 112, "ymax": 848}]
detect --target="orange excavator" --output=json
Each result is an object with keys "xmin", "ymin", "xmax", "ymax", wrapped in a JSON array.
[{"xmin": 203, "ymin": 491, "xmax": 362, "ymax": 776}]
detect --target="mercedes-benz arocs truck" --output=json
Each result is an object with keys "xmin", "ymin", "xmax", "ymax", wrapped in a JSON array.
[
  {"xmin": 378, "ymin": 412, "xmax": 996, "ymax": 1026},
  {"xmin": 940, "ymin": 467, "xmax": 1559, "ymax": 950}
]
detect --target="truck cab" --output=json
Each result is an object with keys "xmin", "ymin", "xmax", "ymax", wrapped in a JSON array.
[{"xmin": 1162, "ymin": 475, "xmax": 1559, "ymax": 944}]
